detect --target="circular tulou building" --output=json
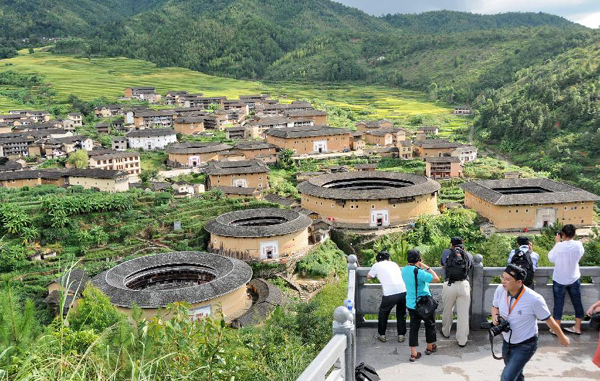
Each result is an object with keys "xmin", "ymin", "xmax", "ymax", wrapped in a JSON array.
[
  {"xmin": 204, "ymin": 208, "xmax": 312, "ymax": 261},
  {"xmin": 297, "ymin": 172, "xmax": 440, "ymax": 228},
  {"xmin": 92, "ymin": 251, "xmax": 252, "ymax": 320}
]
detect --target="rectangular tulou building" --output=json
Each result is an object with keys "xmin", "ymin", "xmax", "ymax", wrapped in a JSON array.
[
  {"xmin": 266, "ymin": 125, "xmax": 352, "ymax": 154},
  {"xmin": 461, "ymin": 178, "xmax": 600, "ymax": 231}
]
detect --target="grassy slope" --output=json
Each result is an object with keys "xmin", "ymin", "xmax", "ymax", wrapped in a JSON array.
[{"xmin": 0, "ymin": 51, "xmax": 467, "ymax": 130}]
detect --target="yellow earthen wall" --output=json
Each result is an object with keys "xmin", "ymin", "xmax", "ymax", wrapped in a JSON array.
[
  {"xmin": 300, "ymin": 193, "xmax": 438, "ymax": 225},
  {"xmin": 209, "ymin": 172, "xmax": 268, "ymax": 189},
  {"xmin": 464, "ymin": 192, "xmax": 596, "ymax": 230},
  {"xmin": 174, "ymin": 121, "xmax": 205, "ymax": 135},
  {"xmin": 210, "ymin": 229, "xmax": 310, "ymax": 260},
  {"xmin": 266, "ymin": 134, "xmax": 350, "ymax": 154}
]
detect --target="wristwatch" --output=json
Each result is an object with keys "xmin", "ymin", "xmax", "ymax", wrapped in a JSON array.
[{"xmin": 424, "ymin": 267, "xmax": 430, "ymax": 271}]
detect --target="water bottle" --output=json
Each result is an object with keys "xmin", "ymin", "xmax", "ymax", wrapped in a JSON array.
[{"xmin": 345, "ymin": 299, "xmax": 353, "ymax": 311}]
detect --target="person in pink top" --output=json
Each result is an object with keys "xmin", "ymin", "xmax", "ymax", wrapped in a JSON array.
[{"xmin": 548, "ymin": 224, "xmax": 585, "ymax": 335}]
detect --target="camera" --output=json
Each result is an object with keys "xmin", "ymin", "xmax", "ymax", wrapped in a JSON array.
[{"xmin": 490, "ymin": 316, "xmax": 511, "ymax": 337}]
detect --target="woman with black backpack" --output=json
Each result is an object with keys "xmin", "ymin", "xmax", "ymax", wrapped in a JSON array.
[{"xmin": 401, "ymin": 249, "xmax": 440, "ymax": 362}]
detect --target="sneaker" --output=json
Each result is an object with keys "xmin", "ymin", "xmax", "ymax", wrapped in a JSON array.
[
  {"xmin": 458, "ymin": 343, "xmax": 466, "ymax": 348},
  {"xmin": 374, "ymin": 333, "xmax": 387, "ymax": 342},
  {"xmin": 398, "ymin": 335, "xmax": 406, "ymax": 343}
]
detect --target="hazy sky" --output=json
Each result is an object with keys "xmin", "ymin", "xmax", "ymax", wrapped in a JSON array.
[{"xmin": 334, "ymin": 0, "xmax": 600, "ymax": 28}]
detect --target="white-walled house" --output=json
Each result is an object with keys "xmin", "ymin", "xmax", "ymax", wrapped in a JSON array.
[{"xmin": 125, "ymin": 128, "xmax": 177, "ymax": 150}]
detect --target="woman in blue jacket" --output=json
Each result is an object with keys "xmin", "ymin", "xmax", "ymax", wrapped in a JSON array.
[{"xmin": 402, "ymin": 249, "xmax": 440, "ymax": 362}]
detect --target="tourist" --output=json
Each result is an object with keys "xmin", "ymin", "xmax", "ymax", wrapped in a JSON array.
[
  {"xmin": 367, "ymin": 251, "xmax": 407, "ymax": 343},
  {"xmin": 508, "ymin": 236, "xmax": 539, "ymax": 289},
  {"xmin": 440, "ymin": 236, "xmax": 473, "ymax": 347},
  {"xmin": 491, "ymin": 264, "xmax": 570, "ymax": 381},
  {"xmin": 549, "ymin": 224, "xmax": 585, "ymax": 335},
  {"xmin": 402, "ymin": 249, "xmax": 440, "ymax": 362}
]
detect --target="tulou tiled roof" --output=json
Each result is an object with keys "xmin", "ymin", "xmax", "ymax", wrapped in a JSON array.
[
  {"xmin": 205, "ymin": 159, "xmax": 269, "ymax": 176},
  {"xmin": 266, "ymin": 125, "xmax": 351, "ymax": 139},
  {"xmin": 461, "ymin": 178, "xmax": 600, "ymax": 206},
  {"xmin": 126, "ymin": 128, "xmax": 176, "ymax": 138},
  {"xmin": 166, "ymin": 142, "xmax": 232, "ymax": 155},
  {"xmin": 233, "ymin": 141, "xmax": 277, "ymax": 151},
  {"xmin": 414, "ymin": 139, "xmax": 461, "ymax": 149},
  {"xmin": 204, "ymin": 208, "xmax": 312, "ymax": 238},
  {"xmin": 426, "ymin": 156, "xmax": 461, "ymax": 163},
  {"xmin": 92, "ymin": 251, "xmax": 252, "ymax": 309},
  {"xmin": 297, "ymin": 171, "xmax": 440, "ymax": 200}
]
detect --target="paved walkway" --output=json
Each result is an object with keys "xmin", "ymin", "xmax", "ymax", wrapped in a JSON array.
[{"xmin": 357, "ymin": 328, "xmax": 600, "ymax": 380}]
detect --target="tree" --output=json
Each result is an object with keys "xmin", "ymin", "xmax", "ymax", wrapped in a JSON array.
[
  {"xmin": 66, "ymin": 150, "xmax": 88, "ymax": 169},
  {"xmin": 278, "ymin": 149, "xmax": 295, "ymax": 170},
  {"xmin": 139, "ymin": 169, "xmax": 158, "ymax": 184}
]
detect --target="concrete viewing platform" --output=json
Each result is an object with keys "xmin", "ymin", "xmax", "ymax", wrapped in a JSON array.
[{"xmin": 357, "ymin": 328, "xmax": 600, "ymax": 381}]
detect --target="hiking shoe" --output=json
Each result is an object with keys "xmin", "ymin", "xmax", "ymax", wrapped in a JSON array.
[
  {"xmin": 398, "ymin": 335, "xmax": 406, "ymax": 343},
  {"xmin": 373, "ymin": 333, "xmax": 387, "ymax": 342}
]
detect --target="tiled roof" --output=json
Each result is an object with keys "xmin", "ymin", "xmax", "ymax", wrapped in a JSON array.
[
  {"xmin": 126, "ymin": 128, "xmax": 176, "ymax": 138},
  {"xmin": 204, "ymin": 208, "xmax": 312, "ymax": 238},
  {"xmin": 266, "ymin": 125, "xmax": 351, "ymax": 139},
  {"xmin": 205, "ymin": 159, "xmax": 269, "ymax": 175},
  {"xmin": 461, "ymin": 179, "xmax": 600, "ymax": 205},
  {"xmin": 166, "ymin": 142, "xmax": 232, "ymax": 155}
]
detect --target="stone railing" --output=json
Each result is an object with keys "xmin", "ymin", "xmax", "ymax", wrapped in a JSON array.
[
  {"xmin": 297, "ymin": 255, "xmax": 358, "ymax": 381},
  {"xmin": 299, "ymin": 255, "xmax": 600, "ymax": 381}
]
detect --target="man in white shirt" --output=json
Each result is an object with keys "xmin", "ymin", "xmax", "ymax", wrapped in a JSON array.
[
  {"xmin": 548, "ymin": 224, "xmax": 585, "ymax": 334},
  {"xmin": 367, "ymin": 251, "xmax": 407, "ymax": 343},
  {"xmin": 491, "ymin": 264, "xmax": 569, "ymax": 381}
]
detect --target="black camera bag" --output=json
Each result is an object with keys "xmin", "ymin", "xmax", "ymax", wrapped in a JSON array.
[
  {"xmin": 355, "ymin": 362, "xmax": 380, "ymax": 381},
  {"xmin": 414, "ymin": 267, "xmax": 438, "ymax": 318}
]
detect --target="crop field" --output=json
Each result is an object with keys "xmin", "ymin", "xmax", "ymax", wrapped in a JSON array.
[{"xmin": 0, "ymin": 51, "xmax": 470, "ymax": 132}]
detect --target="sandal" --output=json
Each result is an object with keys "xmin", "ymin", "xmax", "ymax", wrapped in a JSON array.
[
  {"xmin": 564, "ymin": 327, "xmax": 582, "ymax": 335},
  {"xmin": 409, "ymin": 352, "xmax": 422, "ymax": 362},
  {"xmin": 425, "ymin": 344, "xmax": 437, "ymax": 355},
  {"xmin": 549, "ymin": 329, "xmax": 557, "ymax": 336}
]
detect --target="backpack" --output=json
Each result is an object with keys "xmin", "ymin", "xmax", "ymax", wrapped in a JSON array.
[
  {"xmin": 445, "ymin": 246, "xmax": 469, "ymax": 282},
  {"xmin": 355, "ymin": 362, "xmax": 380, "ymax": 381},
  {"xmin": 511, "ymin": 248, "xmax": 535, "ymax": 287}
]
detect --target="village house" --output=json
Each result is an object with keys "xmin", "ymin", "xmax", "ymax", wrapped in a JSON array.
[
  {"xmin": 0, "ymin": 157, "xmax": 22, "ymax": 172},
  {"xmin": 0, "ymin": 114, "xmax": 29, "ymax": 126},
  {"xmin": 462, "ymin": 178, "xmax": 600, "ymax": 231},
  {"xmin": 355, "ymin": 120, "xmax": 394, "ymax": 134},
  {"xmin": 112, "ymin": 137, "xmax": 128, "ymax": 151},
  {"xmin": 96, "ymin": 122, "xmax": 111, "ymax": 134},
  {"xmin": 55, "ymin": 135, "xmax": 94, "ymax": 153},
  {"xmin": 173, "ymin": 117, "xmax": 205, "ymax": 135},
  {"xmin": 364, "ymin": 146, "xmax": 400, "ymax": 158},
  {"xmin": 223, "ymin": 100, "xmax": 250, "ymax": 115},
  {"xmin": 206, "ymin": 159, "xmax": 270, "ymax": 190},
  {"xmin": 13, "ymin": 120, "xmax": 63, "ymax": 133},
  {"xmin": 265, "ymin": 125, "xmax": 352, "ymax": 155},
  {"xmin": 239, "ymin": 95, "xmax": 271, "ymax": 110},
  {"xmin": 123, "ymin": 87, "xmax": 161, "ymax": 104},
  {"xmin": 425, "ymin": 156, "xmax": 463, "ymax": 179},
  {"xmin": 67, "ymin": 113, "xmax": 83, "ymax": 127},
  {"xmin": 257, "ymin": 101, "xmax": 313, "ymax": 115},
  {"xmin": 9, "ymin": 110, "xmax": 51, "ymax": 123},
  {"xmin": 398, "ymin": 140, "xmax": 413, "ymax": 160},
  {"xmin": 213, "ymin": 186, "xmax": 263, "ymax": 200},
  {"xmin": 415, "ymin": 126, "xmax": 440, "ymax": 140},
  {"xmin": 413, "ymin": 139, "xmax": 462, "ymax": 158},
  {"xmin": 88, "ymin": 150, "xmax": 141, "ymax": 175},
  {"xmin": 285, "ymin": 109, "xmax": 328, "ymax": 125},
  {"xmin": 454, "ymin": 106, "xmax": 471, "ymax": 115},
  {"xmin": 244, "ymin": 116, "xmax": 313, "ymax": 139},
  {"xmin": 225, "ymin": 126, "xmax": 246, "ymax": 140},
  {"xmin": 214, "ymin": 109, "xmax": 244, "ymax": 126},
  {"xmin": 94, "ymin": 105, "xmax": 124, "ymax": 118},
  {"xmin": 0, "ymin": 168, "xmax": 129, "ymax": 192},
  {"xmin": 233, "ymin": 141, "xmax": 278, "ymax": 164},
  {"xmin": 452, "ymin": 145, "xmax": 478, "ymax": 163},
  {"xmin": 44, "ymin": 269, "xmax": 89, "ymax": 315},
  {"xmin": 132, "ymin": 110, "xmax": 176, "ymax": 129},
  {"xmin": 350, "ymin": 132, "xmax": 366, "ymax": 151},
  {"xmin": 166, "ymin": 142, "xmax": 232, "ymax": 168},
  {"xmin": 126, "ymin": 128, "xmax": 177, "ymax": 150},
  {"xmin": 363, "ymin": 128, "xmax": 406, "ymax": 146},
  {"xmin": 164, "ymin": 91, "xmax": 190, "ymax": 105},
  {"xmin": 172, "ymin": 181, "xmax": 205, "ymax": 197},
  {"xmin": 354, "ymin": 164, "xmax": 377, "ymax": 172},
  {"xmin": 0, "ymin": 129, "xmax": 72, "ymax": 158},
  {"xmin": 181, "ymin": 96, "xmax": 226, "ymax": 109}
]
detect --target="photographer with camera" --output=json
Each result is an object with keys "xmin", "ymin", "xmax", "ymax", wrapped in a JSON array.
[
  {"xmin": 367, "ymin": 251, "xmax": 407, "ymax": 343},
  {"xmin": 401, "ymin": 249, "xmax": 440, "ymax": 362},
  {"xmin": 440, "ymin": 236, "xmax": 473, "ymax": 347},
  {"xmin": 549, "ymin": 224, "xmax": 585, "ymax": 335},
  {"xmin": 491, "ymin": 264, "xmax": 569, "ymax": 381}
]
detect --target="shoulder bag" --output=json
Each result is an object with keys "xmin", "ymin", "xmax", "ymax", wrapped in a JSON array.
[{"xmin": 414, "ymin": 267, "xmax": 438, "ymax": 319}]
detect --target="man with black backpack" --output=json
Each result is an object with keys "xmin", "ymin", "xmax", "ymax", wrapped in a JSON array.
[
  {"xmin": 508, "ymin": 236, "xmax": 539, "ymax": 289},
  {"xmin": 441, "ymin": 237, "xmax": 473, "ymax": 347}
]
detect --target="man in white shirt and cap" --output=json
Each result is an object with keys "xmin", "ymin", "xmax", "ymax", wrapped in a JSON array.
[
  {"xmin": 368, "ymin": 251, "xmax": 407, "ymax": 343},
  {"xmin": 491, "ymin": 264, "xmax": 569, "ymax": 381}
]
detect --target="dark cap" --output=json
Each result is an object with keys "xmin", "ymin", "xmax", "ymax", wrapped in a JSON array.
[
  {"xmin": 407, "ymin": 249, "xmax": 421, "ymax": 264},
  {"xmin": 504, "ymin": 264, "xmax": 527, "ymax": 282},
  {"xmin": 517, "ymin": 236, "xmax": 530, "ymax": 246},
  {"xmin": 451, "ymin": 237, "xmax": 463, "ymax": 246}
]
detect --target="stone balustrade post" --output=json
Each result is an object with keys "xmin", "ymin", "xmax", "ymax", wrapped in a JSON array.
[
  {"xmin": 470, "ymin": 254, "xmax": 484, "ymax": 330},
  {"xmin": 333, "ymin": 306, "xmax": 355, "ymax": 381}
]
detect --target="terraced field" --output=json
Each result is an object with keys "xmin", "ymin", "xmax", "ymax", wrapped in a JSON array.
[{"xmin": 0, "ymin": 51, "xmax": 471, "ymax": 132}]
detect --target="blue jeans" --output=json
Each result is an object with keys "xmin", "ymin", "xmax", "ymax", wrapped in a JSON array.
[
  {"xmin": 553, "ymin": 279, "xmax": 585, "ymax": 319},
  {"xmin": 501, "ymin": 337, "xmax": 538, "ymax": 381}
]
